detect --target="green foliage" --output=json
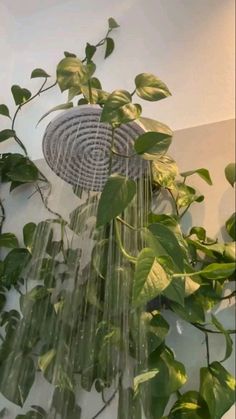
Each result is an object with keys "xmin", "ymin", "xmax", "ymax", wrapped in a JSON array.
[
  {"xmin": 31, "ymin": 68, "xmax": 50, "ymax": 78},
  {"xmin": 0, "ymin": 233, "xmax": 19, "ymax": 249},
  {"xmin": 200, "ymin": 362, "xmax": 236, "ymax": 418},
  {"xmin": 0, "ymin": 104, "xmax": 11, "ymax": 119},
  {"xmin": 225, "ymin": 212, "xmax": 236, "ymax": 240},
  {"xmin": 11, "ymin": 85, "xmax": 31, "ymax": 105},
  {"xmin": 132, "ymin": 248, "xmax": 171, "ymax": 307},
  {"xmin": 105, "ymin": 37, "xmax": 115, "ymax": 58},
  {"xmin": 134, "ymin": 131, "xmax": 172, "ymax": 155},
  {"xmin": 135, "ymin": 73, "xmax": 171, "ymax": 101},
  {"xmin": 180, "ymin": 168, "xmax": 213, "ymax": 185},
  {"xmin": 100, "ymin": 89, "xmax": 141, "ymax": 126},
  {"xmin": 56, "ymin": 57, "xmax": 88, "ymax": 92},
  {"xmin": 225, "ymin": 162, "xmax": 236, "ymax": 187},
  {"xmin": 97, "ymin": 175, "xmax": 136, "ymax": 226},
  {"xmin": 0, "ymin": 129, "xmax": 15, "ymax": 143},
  {"xmin": 168, "ymin": 391, "xmax": 210, "ymax": 418}
]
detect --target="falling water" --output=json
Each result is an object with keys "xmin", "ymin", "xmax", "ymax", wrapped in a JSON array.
[{"xmin": 0, "ymin": 106, "xmax": 153, "ymax": 418}]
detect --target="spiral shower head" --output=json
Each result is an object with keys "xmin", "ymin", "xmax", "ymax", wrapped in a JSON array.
[{"xmin": 42, "ymin": 106, "xmax": 147, "ymax": 192}]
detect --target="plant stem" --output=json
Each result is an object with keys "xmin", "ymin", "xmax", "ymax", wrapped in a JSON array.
[
  {"xmin": 0, "ymin": 199, "xmax": 6, "ymax": 233},
  {"xmin": 116, "ymin": 216, "xmax": 137, "ymax": 231},
  {"xmin": 191, "ymin": 322, "xmax": 236, "ymax": 335},
  {"xmin": 180, "ymin": 204, "xmax": 191, "ymax": 219},
  {"xmin": 91, "ymin": 386, "xmax": 118, "ymax": 419},
  {"xmin": 167, "ymin": 188, "xmax": 179, "ymax": 217},
  {"xmin": 205, "ymin": 332, "xmax": 210, "ymax": 366},
  {"xmin": 114, "ymin": 219, "xmax": 137, "ymax": 264},
  {"xmin": 11, "ymin": 79, "xmax": 57, "ymax": 155},
  {"xmin": 111, "ymin": 148, "xmax": 136, "ymax": 159}
]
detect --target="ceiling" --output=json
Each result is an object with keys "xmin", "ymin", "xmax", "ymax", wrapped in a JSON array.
[{"xmin": 0, "ymin": 0, "xmax": 66, "ymax": 16}]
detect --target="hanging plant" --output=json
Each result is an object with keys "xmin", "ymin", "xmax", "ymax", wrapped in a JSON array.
[{"xmin": 0, "ymin": 18, "xmax": 235, "ymax": 419}]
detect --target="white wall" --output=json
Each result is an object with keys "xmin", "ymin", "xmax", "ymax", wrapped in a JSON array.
[{"xmin": 0, "ymin": 0, "xmax": 235, "ymax": 159}]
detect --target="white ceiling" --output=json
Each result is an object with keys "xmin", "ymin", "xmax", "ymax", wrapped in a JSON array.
[{"xmin": 0, "ymin": 0, "xmax": 66, "ymax": 16}]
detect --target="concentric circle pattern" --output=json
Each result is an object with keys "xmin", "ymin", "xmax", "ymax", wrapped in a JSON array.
[{"xmin": 42, "ymin": 106, "xmax": 148, "ymax": 191}]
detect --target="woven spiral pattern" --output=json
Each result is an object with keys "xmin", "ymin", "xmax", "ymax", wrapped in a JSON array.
[{"xmin": 42, "ymin": 106, "xmax": 147, "ymax": 191}]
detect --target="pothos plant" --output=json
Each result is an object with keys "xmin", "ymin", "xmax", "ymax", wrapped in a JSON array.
[{"xmin": 0, "ymin": 17, "xmax": 236, "ymax": 419}]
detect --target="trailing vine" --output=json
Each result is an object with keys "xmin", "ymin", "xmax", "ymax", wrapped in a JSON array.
[{"xmin": 0, "ymin": 17, "xmax": 235, "ymax": 419}]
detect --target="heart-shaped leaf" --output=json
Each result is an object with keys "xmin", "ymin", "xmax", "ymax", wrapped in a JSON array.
[
  {"xmin": 97, "ymin": 175, "xmax": 136, "ymax": 227},
  {"xmin": 108, "ymin": 17, "xmax": 120, "ymax": 29},
  {"xmin": 0, "ymin": 104, "xmax": 11, "ymax": 119},
  {"xmin": 11, "ymin": 85, "xmax": 31, "ymax": 105},
  {"xmin": 225, "ymin": 162, "xmax": 236, "ymax": 187},
  {"xmin": 0, "ymin": 233, "xmax": 19, "ymax": 249},
  {"xmin": 56, "ymin": 57, "xmax": 88, "ymax": 92},
  {"xmin": 134, "ymin": 131, "xmax": 172, "ymax": 156},
  {"xmin": 0, "ymin": 129, "xmax": 15, "ymax": 143},
  {"xmin": 132, "ymin": 248, "xmax": 171, "ymax": 307},
  {"xmin": 105, "ymin": 37, "xmax": 115, "ymax": 58},
  {"xmin": 31, "ymin": 68, "xmax": 50, "ymax": 78},
  {"xmin": 181, "ymin": 168, "xmax": 213, "ymax": 185},
  {"xmin": 200, "ymin": 362, "xmax": 236, "ymax": 418},
  {"xmin": 135, "ymin": 73, "xmax": 171, "ymax": 101}
]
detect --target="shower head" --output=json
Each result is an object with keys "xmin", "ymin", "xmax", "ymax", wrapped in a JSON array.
[{"xmin": 42, "ymin": 105, "xmax": 147, "ymax": 192}]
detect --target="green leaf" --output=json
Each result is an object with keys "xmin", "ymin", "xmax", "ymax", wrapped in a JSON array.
[
  {"xmin": 31, "ymin": 68, "xmax": 50, "ymax": 78},
  {"xmin": 189, "ymin": 226, "xmax": 206, "ymax": 241},
  {"xmin": 225, "ymin": 162, "xmax": 236, "ymax": 187},
  {"xmin": 163, "ymin": 278, "xmax": 185, "ymax": 306},
  {"xmin": 0, "ymin": 352, "xmax": 35, "ymax": 406},
  {"xmin": 151, "ymin": 155, "xmax": 178, "ymax": 187},
  {"xmin": 132, "ymin": 248, "xmax": 171, "ymax": 307},
  {"xmin": 3, "ymin": 248, "xmax": 30, "ymax": 288},
  {"xmin": 223, "ymin": 242, "xmax": 236, "ymax": 262},
  {"xmin": 135, "ymin": 73, "xmax": 171, "ymax": 102},
  {"xmin": 100, "ymin": 90, "xmax": 141, "ymax": 126},
  {"xmin": 170, "ymin": 295, "xmax": 205, "ymax": 323},
  {"xmin": 96, "ymin": 175, "xmax": 136, "ymax": 227},
  {"xmin": 64, "ymin": 51, "xmax": 77, "ymax": 58},
  {"xmin": 85, "ymin": 43, "xmax": 96, "ymax": 61},
  {"xmin": 11, "ymin": 85, "xmax": 31, "ymax": 105},
  {"xmin": 77, "ymin": 98, "xmax": 88, "ymax": 106},
  {"xmin": 200, "ymin": 262, "xmax": 235, "ymax": 280},
  {"xmin": 200, "ymin": 361, "xmax": 236, "ymax": 419},
  {"xmin": 148, "ymin": 347, "xmax": 187, "ymax": 397},
  {"xmin": 148, "ymin": 223, "xmax": 185, "ymax": 271},
  {"xmin": 7, "ymin": 159, "xmax": 39, "ymax": 183},
  {"xmin": 180, "ymin": 168, "xmax": 213, "ymax": 185},
  {"xmin": 211, "ymin": 314, "xmax": 233, "ymax": 361},
  {"xmin": 176, "ymin": 183, "xmax": 204, "ymax": 208},
  {"xmin": 0, "ymin": 233, "xmax": 19, "ymax": 249},
  {"xmin": 69, "ymin": 195, "xmax": 98, "ymax": 234},
  {"xmin": 56, "ymin": 57, "xmax": 88, "ymax": 92},
  {"xmin": 37, "ymin": 102, "xmax": 73, "ymax": 125},
  {"xmin": 134, "ymin": 131, "xmax": 172, "ymax": 156},
  {"xmin": 105, "ymin": 37, "xmax": 115, "ymax": 58},
  {"xmin": 0, "ymin": 129, "xmax": 15, "ymax": 143},
  {"xmin": 134, "ymin": 369, "xmax": 159, "ymax": 395},
  {"xmin": 169, "ymin": 391, "xmax": 210, "ymax": 418},
  {"xmin": 141, "ymin": 312, "xmax": 169, "ymax": 354},
  {"xmin": 23, "ymin": 223, "xmax": 37, "ymax": 251},
  {"xmin": 108, "ymin": 17, "xmax": 120, "ymax": 29},
  {"xmin": 225, "ymin": 212, "xmax": 236, "ymax": 240},
  {"xmin": 52, "ymin": 388, "xmax": 81, "ymax": 419},
  {"xmin": 90, "ymin": 77, "xmax": 102, "ymax": 90},
  {"xmin": 38, "ymin": 349, "xmax": 56, "ymax": 373},
  {"xmin": 139, "ymin": 117, "xmax": 173, "ymax": 136},
  {"xmin": 0, "ymin": 104, "xmax": 11, "ymax": 119}
]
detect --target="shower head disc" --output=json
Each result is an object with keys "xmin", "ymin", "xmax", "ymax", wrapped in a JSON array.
[{"xmin": 42, "ymin": 105, "xmax": 147, "ymax": 191}]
